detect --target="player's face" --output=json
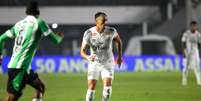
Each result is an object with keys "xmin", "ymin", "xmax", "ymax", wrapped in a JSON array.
[
  {"xmin": 191, "ymin": 24, "xmax": 197, "ymax": 31},
  {"xmin": 95, "ymin": 16, "xmax": 107, "ymax": 25}
]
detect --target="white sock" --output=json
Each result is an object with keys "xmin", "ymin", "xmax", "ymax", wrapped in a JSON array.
[
  {"xmin": 193, "ymin": 67, "xmax": 201, "ymax": 85},
  {"xmin": 182, "ymin": 65, "xmax": 189, "ymax": 85},
  {"xmin": 86, "ymin": 89, "xmax": 95, "ymax": 101},
  {"xmin": 32, "ymin": 98, "xmax": 42, "ymax": 101},
  {"xmin": 182, "ymin": 70, "xmax": 188, "ymax": 85},
  {"xmin": 102, "ymin": 86, "xmax": 112, "ymax": 101}
]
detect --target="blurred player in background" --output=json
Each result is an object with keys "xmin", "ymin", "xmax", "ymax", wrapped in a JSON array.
[
  {"xmin": 181, "ymin": 21, "xmax": 201, "ymax": 86},
  {"xmin": 80, "ymin": 12, "xmax": 122, "ymax": 101},
  {"xmin": 0, "ymin": 1, "xmax": 64, "ymax": 101}
]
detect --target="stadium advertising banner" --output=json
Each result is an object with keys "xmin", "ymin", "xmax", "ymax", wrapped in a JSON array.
[{"xmin": 0, "ymin": 56, "xmax": 183, "ymax": 73}]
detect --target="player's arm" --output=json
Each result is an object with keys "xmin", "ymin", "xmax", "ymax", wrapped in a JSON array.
[
  {"xmin": 182, "ymin": 42, "xmax": 186, "ymax": 57},
  {"xmin": 181, "ymin": 32, "xmax": 187, "ymax": 57},
  {"xmin": 80, "ymin": 43, "xmax": 96, "ymax": 61},
  {"xmin": 0, "ymin": 27, "xmax": 15, "ymax": 64},
  {"xmin": 80, "ymin": 43, "xmax": 90, "ymax": 60},
  {"xmin": 38, "ymin": 19, "xmax": 64, "ymax": 44},
  {"xmin": 80, "ymin": 30, "xmax": 96, "ymax": 61},
  {"xmin": 113, "ymin": 33, "xmax": 122, "ymax": 67},
  {"xmin": 47, "ymin": 32, "xmax": 64, "ymax": 44},
  {"xmin": 198, "ymin": 32, "xmax": 201, "ymax": 54},
  {"xmin": 0, "ymin": 27, "xmax": 15, "ymax": 54}
]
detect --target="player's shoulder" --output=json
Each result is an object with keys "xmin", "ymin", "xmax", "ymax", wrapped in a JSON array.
[
  {"xmin": 83, "ymin": 27, "xmax": 93, "ymax": 37},
  {"xmin": 36, "ymin": 18, "xmax": 45, "ymax": 24},
  {"xmin": 88, "ymin": 26, "xmax": 96, "ymax": 32},
  {"xmin": 183, "ymin": 30, "xmax": 190, "ymax": 35},
  {"xmin": 196, "ymin": 30, "xmax": 201, "ymax": 34},
  {"xmin": 85, "ymin": 26, "xmax": 95, "ymax": 34},
  {"xmin": 26, "ymin": 15, "xmax": 37, "ymax": 21},
  {"xmin": 105, "ymin": 26, "xmax": 117, "ymax": 32}
]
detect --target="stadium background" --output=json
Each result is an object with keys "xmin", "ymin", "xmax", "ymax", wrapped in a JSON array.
[{"xmin": 1, "ymin": 0, "xmax": 201, "ymax": 101}]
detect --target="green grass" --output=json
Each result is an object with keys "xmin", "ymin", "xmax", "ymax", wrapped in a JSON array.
[{"xmin": 1, "ymin": 72, "xmax": 201, "ymax": 101}]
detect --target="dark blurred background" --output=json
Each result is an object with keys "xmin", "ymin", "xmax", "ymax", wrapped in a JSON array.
[{"xmin": 0, "ymin": 0, "xmax": 200, "ymax": 56}]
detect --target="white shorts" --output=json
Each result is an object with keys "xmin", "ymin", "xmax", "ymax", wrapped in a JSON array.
[
  {"xmin": 185, "ymin": 52, "xmax": 200, "ymax": 69},
  {"xmin": 87, "ymin": 62, "xmax": 114, "ymax": 80}
]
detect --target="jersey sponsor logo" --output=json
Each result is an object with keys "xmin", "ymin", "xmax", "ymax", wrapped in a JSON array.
[{"xmin": 91, "ymin": 33, "xmax": 97, "ymax": 39}]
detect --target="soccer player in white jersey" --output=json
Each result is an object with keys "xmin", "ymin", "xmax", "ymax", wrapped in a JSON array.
[
  {"xmin": 0, "ymin": 1, "xmax": 64, "ymax": 101},
  {"xmin": 80, "ymin": 12, "xmax": 122, "ymax": 101},
  {"xmin": 181, "ymin": 21, "xmax": 201, "ymax": 86}
]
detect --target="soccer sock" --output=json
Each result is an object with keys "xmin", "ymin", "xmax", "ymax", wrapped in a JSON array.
[
  {"xmin": 194, "ymin": 67, "xmax": 201, "ymax": 85},
  {"xmin": 182, "ymin": 66, "xmax": 189, "ymax": 85},
  {"xmin": 102, "ymin": 86, "xmax": 112, "ymax": 101},
  {"xmin": 32, "ymin": 98, "xmax": 42, "ymax": 101},
  {"xmin": 86, "ymin": 89, "xmax": 95, "ymax": 101}
]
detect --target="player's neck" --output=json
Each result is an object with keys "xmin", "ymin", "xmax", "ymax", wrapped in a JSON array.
[
  {"xmin": 190, "ymin": 30, "xmax": 196, "ymax": 33},
  {"xmin": 96, "ymin": 25, "xmax": 105, "ymax": 33}
]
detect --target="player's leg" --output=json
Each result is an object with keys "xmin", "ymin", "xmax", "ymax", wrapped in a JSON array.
[
  {"xmin": 30, "ymin": 78, "xmax": 45, "ymax": 101},
  {"xmin": 101, "ymin": 67, "xmax": 114, "ymax": 101},
  {"xmin": 5, "ymin": 93, "xmax": 21, "ymax": 101},
  {"xmin": 27, "ymin": 70, "xmax": 45, "ymax": 101},
  {"xmin": 86, "ymin": 80, "xmax": 97, "ymax": 101},
  {"xmin": 193, "ymin": 55, "xmax": 201, "ymax": 85},
  {"xmin": 182, "ymin": 57, "xmax": 190, "ymax": 85},
  {"xmin": 6, "ymin": 69, "xmax": 26, "ymax": 101},
  {"xmin": 86, "ymin": 65, "xmax": 99, "ymax": 101}
]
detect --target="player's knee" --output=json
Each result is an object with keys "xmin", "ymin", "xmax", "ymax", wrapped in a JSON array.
[
  {"xmin": 103, "ymin": 78, "xmax": 112, "ymax": 86},
  {"xmin": 88, "ymin": 83, "xmax": 96, "ymax": 90},
  {"xmin": 8, "ymin": 93, "xmax": 21, "ymax": 101},
  {"xmin": 88, "ymin": 84, "xmax": 96, "ymax": 90},
  {"xmin": 88, "ymin": 80, "xmax": 97, "ymax": 90},
  {"xmin": 105, "ymin": 81, "xmax": 112, "ymax": 86}
]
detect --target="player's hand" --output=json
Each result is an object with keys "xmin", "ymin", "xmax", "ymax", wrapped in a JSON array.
[
  {"xmin": 56, "ymin": 32, "xmax": 64, "ymax": 38},
  {"xmin": 87, "ymin": 54, "xmax": 96, "ymax": 62},
  {"xmin": 116, "ymin": 57, "xmax": 122, "ymax": 68}
]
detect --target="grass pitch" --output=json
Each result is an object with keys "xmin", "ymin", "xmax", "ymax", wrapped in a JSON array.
[{"xmin": 1, "ymin": 72, "xmax": 201, "ymax": 101}]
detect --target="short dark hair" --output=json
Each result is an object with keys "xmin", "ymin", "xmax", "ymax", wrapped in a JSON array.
[
  {"xmin": 26, "ymin": 0, "xmax": 40, "ymax": 16},
  {"xmin": 95, "ymin": 12, "xmax": 107, "ymax": 20},
  {"xmin": 190, "ymin": 21, "xmax": 197, "ymax": 26}
]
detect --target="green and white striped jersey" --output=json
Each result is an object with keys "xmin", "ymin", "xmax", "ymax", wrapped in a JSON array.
[{"xmin": 2, "ymin": 15, "xmax": 62, "ymax": 70}]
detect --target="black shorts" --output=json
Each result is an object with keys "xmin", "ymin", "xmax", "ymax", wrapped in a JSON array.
[{"xmin": 7, "ymin": 68, "xmax": 39, "ymax": 96}]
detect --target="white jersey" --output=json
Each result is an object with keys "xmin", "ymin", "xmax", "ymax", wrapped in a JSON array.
[
  {"xmin": 82, "ymin": 26, "xmax": 118, "ymax": 65},
  {"xmin": 181, "ymin": 30, "xmax": 201, "ymax": 55}
]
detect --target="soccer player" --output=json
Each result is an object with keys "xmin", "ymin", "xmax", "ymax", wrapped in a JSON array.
[
  {"xmin": 80, "ymin": 12, "xmax": 122, "ymax": 101},
  {"xmin": 181, "ymin": 21, "xmax": 201, "ymax": 86},
  {"xmin": 0, "ymin": 1, "xmax": 64, "ymax": 101}
]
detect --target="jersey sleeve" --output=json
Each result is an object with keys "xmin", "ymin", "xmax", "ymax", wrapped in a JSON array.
[
  {"xmin": 5, "ymin": 26, "xmax": 16, "ymax": 38},
  {"xmin": 0, "ymin": 32, "xmax": 12, "ymax": 54},
  {"xmin": 112, "ymin": 28, "xmax": 118, "ymax": 39},
  {"xmin": 181, "ymin": 32, "xmax": 187, "ymax": 42},
  {"xmin": 38, "ymin": 19, "xmax": 53, "ymax": 36},
  {"xmin": 47, "ymin": 33, "xmax": 63, "ymax": 44},
  {"xmin": 82, "ymin": 30, "xmax": 91, "ymax": 45}
]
